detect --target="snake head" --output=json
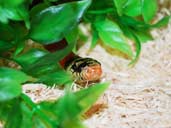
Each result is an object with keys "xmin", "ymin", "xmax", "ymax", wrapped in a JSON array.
[
  {"xmin": 66, "ymin": 57, "xmax": 102, "ymax": 84},
  {"xmin": 81, "ymin": 64, "xmax": 102, "ymax": 82}
]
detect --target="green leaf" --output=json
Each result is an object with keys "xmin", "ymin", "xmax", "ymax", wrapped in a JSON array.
[
  {"xmin": 118, "ymin": 15, "xmax": 150, "ymax": 30},
  {"xmin": 0, "ymin": 41, "xmax": 13, "ymax": 53},
  {"xmin": 75, "ymin": 83, "xmax": 109, "ymax": 112},
  {"xmin": 14, "ymin": 48, "xmax": 48, "ymax": 68},
  {"xmin": 0, "ymin": 100, "xmax": 13, "ymax": 121},
  {"xmin": 38, "ymin": 70, "xmax": 73, "ymax": 86},
  {"xmin": 0, "ymin": 67, "xmax": 29, "ymax": 101},
  {"xmin": 30, "ymin": 3, "xmax": 50, "ymax": 18},
  {"xmin": 0, "ymin": 5, "xmax": 29, "ymax": 26},
  {"xmin": 13, "ymin": 41, "xmax": 25, "ymax": 56},
  {"xmin": 47, "ymin": 0, "xmax": 59, "ymax": 2},
  {"xmin": 142, "ymin": 0, "xmax": 158, "ymax": 23},
  {"xmin": 29, "ymin": 0, "xmax": 91, "ymax": 44},
  {"xmin": 0, "ymin": 23, "xmax": 15, "ymax": 42},
  {"xmin": 90, "ymin": 29, "xmax": 99, "ymax": 49},
  {"xmin": 113, "ymin": 0, "xmax": 127, "ymax": 15},
  {"xmin": 134, "ymin": 30, "xmax": 153, "ymax": 43},
  {"xmin": 152, "ymin": 16, "xmax": 170, "ymax": 28},
  {"xmin": 9, "ymin": 22, "xmax": 28, "ymax": 56},
  {"xmin": 95, "ymin": 18, "xmax": 133, "ymax": 57},
  {"xmin": 118, "ymin": 24, "xmax": 141, "ymax": 64},
  {"xmin": 128, "ymin": 29, "xmax": 141, "ymax": 65},
  {"xmin": 40, "ymin": 92, "xmax": 84, "ymax": 128},
  {"xmin": 88, "ymin": 0, "xmax": 114, "ymax": 11},
  {"xmin": 21, "ymin": 94, "xmax": 57, "ymax": 128},
  {"xmin": 123, "ymin": 0, "xmax": 142, "ymax": 17},
  {"xmin": 20, "ymin": 102, "xmax": 33, "ymax": 128},
  {"xmin": 37, "ymin": 83, "xmax": 109, "ymax": 128},
  {"xmin": 51, "ymin": 93, "xmax": 83, "ymax": 127},
  {"xmin": 5, "ymin": 99, "xmax": 22, "ymax": 128},
  {"xmin": 64, "ymin": 26, "xmax": 79, "ymax": 45},
  {"xmin": 25, "ymin": 40, "xmax": 75, "ymax": 76},
  {"xmin": 22, "ymin": 28, "xmax": 77, "ymax": 76},
  {"xmin": 0, "ymin": 0, "xmax": 25, "ymax": 6}
]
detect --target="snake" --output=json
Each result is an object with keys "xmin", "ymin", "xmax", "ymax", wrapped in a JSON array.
[{"xmin": 44, "ymin": 39, "xmax": 102, "ymax": 84}]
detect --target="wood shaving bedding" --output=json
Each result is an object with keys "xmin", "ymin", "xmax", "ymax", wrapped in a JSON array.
[
  {"xmin": 84, "ymin": 85, "xmax": 171, "ymax": 128},
  {"xmin": 1, "ymin": 1, "xmax": 170, "ymax": 128},
  {"xmin": 79, "ymin": 6, "xmax": 171, "ymax": 128},
  {"xmin": 22, "ymin": 83, "xmax": 64, "ymax": 103}
]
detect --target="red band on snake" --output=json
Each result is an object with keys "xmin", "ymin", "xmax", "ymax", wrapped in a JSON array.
[{"xmin": 44, "ymin": 39, "xmax": 102, "ymax": 84}]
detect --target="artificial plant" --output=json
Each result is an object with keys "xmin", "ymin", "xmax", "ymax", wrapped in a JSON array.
[{"xmin": 0, "ymin": 0, "xmax": 170, "ymax": 127}]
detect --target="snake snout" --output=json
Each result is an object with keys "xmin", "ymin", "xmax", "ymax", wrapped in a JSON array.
[{"xmin": 83, "ymin": 64, "xmax": 102, "ymax": 82}]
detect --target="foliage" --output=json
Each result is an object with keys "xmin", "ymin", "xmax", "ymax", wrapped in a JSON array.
[
  {"xmin": 0, "ymin": 82, "xmax": 109, "ymax": 128},
  {"xmin": 0, "ymin": 0, "xmax": 170, "ymax": 128}
]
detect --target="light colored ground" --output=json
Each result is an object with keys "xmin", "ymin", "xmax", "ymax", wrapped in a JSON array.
[
  {"xmin": 22, "ymin": 17, "xmax": 171, "ymax": 128},
  {"xmin": 81, "ymin": 8, "xmax": 171, "ymax": 128},
  {"xmin": 3, "ymin": 1, "xmax": 170, "ymax": 128}
]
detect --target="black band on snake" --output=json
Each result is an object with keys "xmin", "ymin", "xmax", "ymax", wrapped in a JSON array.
[{"xmin": 44, "ymin": 39, "xmax": 102, "ymax": 84}]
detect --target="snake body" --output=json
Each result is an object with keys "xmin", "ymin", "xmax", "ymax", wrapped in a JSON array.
[{"xmin": 44, "ymin": 39, "xmax": 102, "ymax": 84}]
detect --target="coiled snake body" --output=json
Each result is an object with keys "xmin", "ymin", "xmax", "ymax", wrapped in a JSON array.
[{"xmin": 44, "ymin": 39, "xmax": 102, "ymax": 84}]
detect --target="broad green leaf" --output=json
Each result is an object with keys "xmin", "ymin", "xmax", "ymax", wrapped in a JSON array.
[
  {"xmin": 0, "ymin": 0, "xmax": 24, "ymax": 6},
  {"xmin": 0, "ymin": 67, "xmax": 29, "ymax": 101},
  {"xmin": 142, "ymin": 0, "xmax": 158, "ymax": 23},
  {"xmin": 119, "ymin": 16, "xmax": 150, "ymax": 30},
  {"xmin": 113, "ymin": 0, "xmax": 127, "ymax": 15},
  {"xmin": 26, "ymin": 64, "xmax": 61, "ymax": 77},
  {"xmin": 30, "ymin": 3, "xmax": 50, "ymax": 18},
  {"xmin": 13, "ymin": 41, "xmax": 25, "ymax": 56},
  {"xmin": 0, "ymin": 100, "xmax": 14, "ymax": 121},
  {"xmin": 52, "ymin": 93, "xmax": 82, "ymax": 123},
  {"xmin": 0, "ymin": 41, "xmax": 13, "ymax": 53},
  {"xmin": 118, "ymin": 24, "xmax": 141, "ymax": 64},
  {"xmin": 20, "ymin": 102, "xmax": 33, "ymax": 128},
  {"xmin": 127, "ymin": 29, "xmax": 141, "ymax": 65},
  {"xmin": 90, "ymin": 29, "xmax": 99, "ymax": 49},
  {"xmin": 88, "ymin": 0, "xmax": 113, "ymax": 10},
  {"xmin": 152, "ymin": 16, "xmax": 170, "ymax": 28},
  {"xmin": 95, "ymin": 18, "xmax": 133, "ymax": 57},
  {"xmin": 9, "ymin": 22, "xmax": 28, "ymax": 56},
  {"xmin": 0, "ymin": 5, "xmax": 29, "ymax": 26},
  {"xmin": 119, "ymin": 15, "xmax": 169, "ymax": 30},
  {"xmin": 0, "ymin": 68, "xmax": 29, "ymax": 83},
  {"xmin": 21, "ymin": 94, "xmax": 57, "ymax": 128},
  {"xmin": 65, "ymin": 26, "xmax": 79, "ymax": 45},
  {"xmin": 11, "ymin": 22, "xmax": 28, "ymax": 37},
  {"xmin": 47, "ymin": 0, "xmax": 59, "ymax": 2},
  {"xmin": 134, "ymin": 30, "xmax": 153, "ymax": 43},
  {"xmin": 29, "ymin": 0, "xmax": 91, "ymax": 44},
  {"xmin": 40, "ymin": 93, "xmax": 84, "ymax": 128},
  {"xmin": 5, "ymin": 99, "xmax": 22, "ymax": 128},
  {"xmin": 74, "ymin": 83, "xmax": 109, "ymax": 113},
  {"xmin": 123, "ymin": 0, "xmax": 142, "ymax": 17},
  {"xmin": 0, "ymin": 22, "xmax": 27, "ymax": 55},
  {"xmin": 37, "ymin": 83, "xmax": 109, "ymax": 128},
  {"xmin": 38, "ymin": 70, "xmax": 73, "ymax": 86},
  {"xmin": 14, "ymin": 48, "xmax": 48, "ymax": 68},
  {"xmin": 0, "ymin": 23, "xmax": 15, "ymax": 42},
  {"xmin": 25, "ymin": 39, "xmax": 75, "ymax": 76}
]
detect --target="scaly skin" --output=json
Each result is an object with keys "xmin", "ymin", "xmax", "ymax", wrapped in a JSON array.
[{"xmin": 44, "ymin": 39, "xmax": 102, "ymax": 84}]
